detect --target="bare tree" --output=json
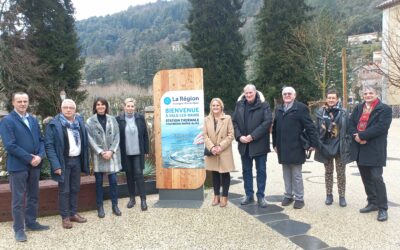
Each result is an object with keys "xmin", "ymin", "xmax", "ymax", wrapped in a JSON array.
[
  {"xmin": 380, "ymin": 11, "xmax": 400, "ymax": 89},
  {"xmin": 289, "ymin": 9, "xmax": 346, "ymax": 98}
]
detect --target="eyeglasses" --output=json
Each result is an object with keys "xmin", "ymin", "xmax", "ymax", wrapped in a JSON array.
[{"xmin": 282, "ymin": 93, "xmax": 293, "ymax": 96}]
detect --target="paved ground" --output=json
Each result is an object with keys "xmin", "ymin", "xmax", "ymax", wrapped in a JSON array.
[{"xmin": 0, "ymin": 119, "xmax": 399, "ymax": 250}]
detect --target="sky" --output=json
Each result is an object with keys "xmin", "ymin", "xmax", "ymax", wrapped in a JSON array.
[{"xmin": 71, "ymin": 0, "xmax": 158, "ymax": 20}]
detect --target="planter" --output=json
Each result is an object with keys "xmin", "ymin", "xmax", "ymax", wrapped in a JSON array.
[{"xmin": 0, "ymin": 175, "xmax": 157, "ymax": 222}]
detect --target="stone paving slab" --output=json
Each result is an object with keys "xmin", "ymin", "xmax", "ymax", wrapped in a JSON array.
[
  {"xmin": 0, "ymin": 192, "xmax": 297, "ymax": 250},
  {"xmin": 227, "ymin": 119, "xmax": 400, "ymax": 250}
]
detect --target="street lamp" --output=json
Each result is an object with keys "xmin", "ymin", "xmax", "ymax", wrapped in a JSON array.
[{"xmin": 60, "ymin": 90, "xmax": 66, "ymax": 101}]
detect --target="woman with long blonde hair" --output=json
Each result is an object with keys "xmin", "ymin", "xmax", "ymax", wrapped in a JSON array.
[{"xmin": 203, "ymin": 98, "xmax": 235, "ymax": 207}]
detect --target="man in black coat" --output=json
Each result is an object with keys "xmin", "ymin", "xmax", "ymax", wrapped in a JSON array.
[
  {"xmin": 272, "ymin": 87, "xmax": 318, "ymax": 209},
  {"xmin": 232, "ymin": 84, "xmax": 272, "ymax": 208},
  {"xmin": 349, "ymin": 84, "xmax": 392, "ymax": 221}
]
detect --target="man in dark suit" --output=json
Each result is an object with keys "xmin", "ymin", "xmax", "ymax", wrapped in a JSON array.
[
  {"xmin": 0, "ymin": 92, "xmax": 49, "ymax": 242},
  {"xmin": 272, "ymin": 87, "xmax": 318, "ymax": 209}
]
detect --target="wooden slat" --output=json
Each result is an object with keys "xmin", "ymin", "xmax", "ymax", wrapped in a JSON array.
[{"xmin": 153, "ymin": 68, "xmax": 206, "ymax": 189}]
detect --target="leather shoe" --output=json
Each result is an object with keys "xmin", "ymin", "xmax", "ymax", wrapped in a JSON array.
[
  {"xmin": 281, "ymin": 197, "xmax": 294, "ymax": 206},
  {"xmin": 212, "ymin": 195, "xmax": 220, "ymax": 206},
  {"xmin": 359, "ymin": 204, "xmax": 378, "ymax": 213},
  {"xmin": 220, "ymin": 196, "xmax": 228, "ymax": 207},
  {"xmin": 97, "ymin": 205, "xmax": 105, "ymax": 218},
  {"xmin": 141, "ymin": 199, "xmax": 148, "ymax": 211},
  {"xmin": 15, "ymin": 230, "xmax": 27, "ymax": 242},
  {"xmin": 339, "ymin": 197, "xmax": 347, "ymax": 207},
  {"xmin": 112, "ymin": 205, "xmax": 122, "ymax": 216},
  {"xmin": 26, "ymin": 222, "xmax": 50, "ymax": 231},
  {"xmin": 377, "ymin": 209, "xmax": 388, "ymax": 221},
  {"xmin": 325, "ymin": 194, "xmax": 333, "ymax": 205},
  {"xmin": 70, "ymin": 214, "xmax": 87, "ymax": 223},
  {"xmin": 240, "ymin": 196, "xmax": 255, "ymax": 205},
  {"xmin": 293, "ymin": 200, "xmax": 305, "ymax": 209},
  {"xmin": 127, "ymin": 197, "xmax": 136, "ymax": 208},
  {"xmin": 62, "ymin": 218, "xmax": 73, "ymax": 229},
  {"xmin": 257, "ymin": 197, "xmax": 268, "ymax": 208}
]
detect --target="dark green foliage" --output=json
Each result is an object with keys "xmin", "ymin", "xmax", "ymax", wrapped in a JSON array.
[
  {"xmin": 77, "ymin": 0, "xmax": 193, "ymax": 86},
  {"xmin": 0, "ymin": 0, "xmax": 46, "ymax": 108},
  {"xmin": 253, "ymin": 0, "xmax": 317, "ymax": 105},
  {"xmin": 77, "ymin": 0, "xmax": 190, "ymax": 57},
  {"xmin": 22, "ymin": 0, "xmax": 86, "ymax": 117},
  {"xmin": 185, "ymin": 0, "xmax": 247, "ymax": 112}
]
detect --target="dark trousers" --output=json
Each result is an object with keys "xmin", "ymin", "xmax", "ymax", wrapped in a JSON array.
[
  {"xmin": 358, "ymin": 165, "xmax": 388, "ymax": 210},
  {"xmin": 9, "ymin": 167, "xmax": 40, "ymax": 232},
  {"xmin": 212, "ymin": 171, "xmax": 230, "ymax": 197},
  {"xmin": 58, "ymin": 156, "xmax": 81, "ymax": 219},
  {"xmin": 126, "ymin": 155, "xmax": 146, "ymax": 198},
  {"xmin": 95, "ymin": 172, "xmax": 118, "ymax": 206},
  {"xmin": 240, "ymin": 152, "xmax": 267, "ymax": 199}
]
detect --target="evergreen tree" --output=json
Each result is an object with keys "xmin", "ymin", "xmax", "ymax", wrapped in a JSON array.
[
  {"xmin": 185, "ymin": 0, "xmax": 246, "ymax": 112},
  {"xmin": 22, "ymin": 0, "xmax": 85, "ymax": 117},
  {"xmin": 0, "ymin": 0, "xmax": 46, "ymax": 109},
  {"xmin": 253, "ymin": 0, "xmax": 318, "ymax": 105}
]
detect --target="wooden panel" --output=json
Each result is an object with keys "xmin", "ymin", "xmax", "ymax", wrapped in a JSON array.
[{"xmin": 153, "ymin": 68, "xmax": 206, "ymax": 189}]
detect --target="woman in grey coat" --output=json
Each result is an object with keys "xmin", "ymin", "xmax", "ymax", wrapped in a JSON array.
[
  {"xmin": 116, "ymin": 98, "xmax": 149, "ymax": 211},
  {"xmin": 314, "ymin": 89, "xmax": 352, "ymax": 207},
  {"xmin": 87, "ymin": 97, "xmax": 122, "ymax": 218}
]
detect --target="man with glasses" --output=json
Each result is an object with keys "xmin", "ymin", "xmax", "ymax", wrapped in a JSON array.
[
  {"xmin": 272, "ymin": 87, "xmax": 318, "ymax": 209},
  {"xmin": 45, "ymin": 99, "xmax": 90, "ymax": 229},
  {"xmin": 0, "ymin": 92, "xmax": 49, "ymax": 242},
  {"xmin": 232, "ymin": 84, "xmax": 272, "ymax": 208}
]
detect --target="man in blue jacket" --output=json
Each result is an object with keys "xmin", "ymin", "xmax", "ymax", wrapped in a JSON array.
[
  {"xmin": 0, "ymin": 92, "xmax": 49, "ymax": 242},
  {"xmin": 45, "ymin": 99, "xmax": 90, "ymax": 229}
]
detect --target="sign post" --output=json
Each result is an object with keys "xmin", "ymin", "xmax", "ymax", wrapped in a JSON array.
[{"xmin": 153, "ymin": 68, "xmax": 206, "ymax": 204}]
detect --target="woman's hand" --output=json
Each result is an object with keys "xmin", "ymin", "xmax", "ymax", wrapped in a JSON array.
[{"xmin": 101, "ymin": 150, "xmax": 113, "ymax": 160}]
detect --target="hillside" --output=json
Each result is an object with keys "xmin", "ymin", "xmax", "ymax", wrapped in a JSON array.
[{"xmin": 76, "ymin": 0, "xmax": 384, "ymax": 85}]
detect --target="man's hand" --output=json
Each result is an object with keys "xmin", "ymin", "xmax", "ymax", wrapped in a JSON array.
[
  {"xmin": 239, "ymin": 136, "xmax": 249, "ymax": 143},
  {"xmin": 274, "ymin": 147, "xmax": 278, "ymax": 153},
  {"xmin": 30, "ymin": 155, "xmax": 42, "ymax": 167},
  {"xmin": 245, "ymin": 135, "xmax": 253, "ymax": 143},
  {"xmin": 354, "ymin": 133, "xmax": 367, "ymax": 144},
  {"xmin": 240, "ymin": 135, "xmax": 253, "ymax": 144},
  {"xmin": 54, "ymin": 169, "xmax": 62, "ymax": 175}
]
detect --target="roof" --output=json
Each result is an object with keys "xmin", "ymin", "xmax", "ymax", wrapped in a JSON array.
[{"xmin": 377, "ymin": 0, "xmax": 400, "ymax": 9}]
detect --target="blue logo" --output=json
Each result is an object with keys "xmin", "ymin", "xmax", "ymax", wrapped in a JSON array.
[{"xmin": 164, "ymin": 97, "xmax": 172, "ymax": 105}]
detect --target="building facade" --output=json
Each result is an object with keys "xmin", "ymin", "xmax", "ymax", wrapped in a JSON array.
[{"xmin": 378, "ymin": 0, "xmax": 400, "ymax": 105}]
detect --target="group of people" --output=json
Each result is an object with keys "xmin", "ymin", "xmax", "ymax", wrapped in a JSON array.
[
  {"xmin": 204, "ymin": 83, "xmax": 391, "ymax": 223},
  {"xmin": 0, "ymin": 81, "xmax": 392, "ymax": 242},
  {"xmin": 0, "ymin": 93, "xmax": 149, "ymax": 242}
]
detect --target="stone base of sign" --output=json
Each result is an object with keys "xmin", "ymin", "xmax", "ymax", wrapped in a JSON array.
[{"xmin": 154, "ymin": 186, "xmax": 204, "ymax": 208}]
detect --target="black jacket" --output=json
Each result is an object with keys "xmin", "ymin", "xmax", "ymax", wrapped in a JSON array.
[
  {"xmin": 232, "ymin": 94, "xmax": 272, "ymax": 157},
  {"xmin": 272, "ymin": 101, "xmax": 318, "ymax": 165},
  {"xmin": 349, "ymin": 100, "xmax": 392, "ymax": 167},
  {"xmin": 314, "ymin": 106, "xmax": 352, "ymax": 165},
  {"xmin": 116, "ymin": 113, "xmax": 149, "ymax": 171}
]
